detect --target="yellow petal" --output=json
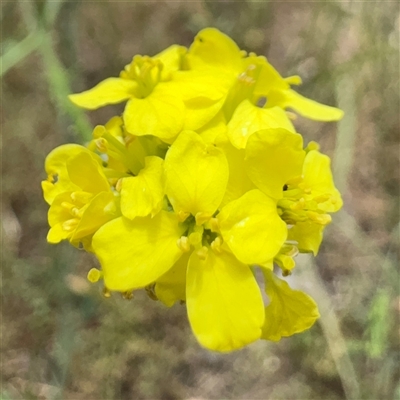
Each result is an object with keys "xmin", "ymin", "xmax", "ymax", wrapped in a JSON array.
[
  {"xmin": 252, "ymin": 57, "xmax": 289, "ymax": 96},
  {"xmin": 184, "ymin": 97, "xmax": 226, "ymax": 132},
  {"xmin": 42, "ymin": 144, "xmax": 87, "ymax": 204},
  {"xmin": 288, "ymin": 221, "xmax": 324, "ymax": 255},
  {"xmin": 164, "ymin": 130, "xmax": 229, "ymax": 218},
  {"xmin": 187, "ymin": 249, "xmax": 264, "ymax": 352},
  {"xmin": 268, "ymin": 88, "xmax": 344, "ymax": 121},
  {"xmin": 168, "ymin": 71, "xmax": 230, "ymax": 131},
  {"xmin": 198, "ymin": 111, "xmax": 228, "ymax": 145},
  {"xmin": 218, "ymin": 141, "xmax": 255, "ymax": 208},
  {"xmin": 48, "ymin": 191, "xmax": 78, "ymax": 228},
  {"xmin": 245, "ymin": 128, "xmax": 305, "ymax": 199},
  {"xmin": 187, "ymin": 28, "xmax": 242, "ymax": 74},
  {"xmin": 68, "ymin": 78, "xmax": 137, "ymax": 109},
  {"xmin": 303, "ymin": 150, "xmax": 343, "ymax": 212},
  {"xmin": 47, "ymin": 223, "xmax": 69, "ymax": 243},
  {"xmin": 218, "ymin": 190, "xmax": 287, "ymax": 264},
  {"xmin": 72, "ymin": 192, "xmax": 117, "ymax": 240},
  {"xmin": 154, "ymin": 45, "xmax": 187, "ymax": 81},
  {"xmin": 67, "ymin": 151, "xmax": 110, "ymax": 194},
  {"xmin": 262, "ymin": 270, "xmax": 320, "ymax": 341},
  {"xmin": 155, "ymin": 251, "xmax": 190, "ymax": 307},
  {"xmin": 123, "ymin": 85, "xmax": 185, "ymax": 140},
  {"xmin": 284, "ymin": 75, "xmax": 302, "ymax": 85},
  {"xmin": 92, "ymin": 211, "xmax": 185, "ymax": 291},
  {"xmin": 172, "ymin": 71, "xmax": 230, "ymax": 102},
  {"xmin": 120, "ymin": 156, "xmax": 165, "ymax": 219},
  {"xmin": 227, "ymin": 99, "xmax": 295, "ymax": 149}
]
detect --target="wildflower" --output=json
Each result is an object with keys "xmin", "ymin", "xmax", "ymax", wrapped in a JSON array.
[
  {"xmin": 69, "ymin": 45, "xmax": 228, "ymax": 141},
  {"xmin": 92, "ymin": 131, "xmax": 287, "ymax": 351},
  {"xmin": 43, "ymin": 27, "xmax": 345, "ymax": 353},
  {"xmin": 244, "ymin": 128, "xmax": 342, "ymax": 255},
  {"xmin": 44, "ymin": 147, "xmax": 119, "ymax": 248},
  {"xmin": 286, "ymin": 147, "xmax": 343, "ymax": 255},
  {"xmin": 187, "ymin": 28, "xmax": 343, "ymax": 148}
]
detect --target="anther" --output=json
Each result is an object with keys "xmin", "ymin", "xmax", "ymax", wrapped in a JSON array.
[
  {"xmin": 305, "ymin": 141, "xmax": 320, "ymax": 152},
  {"xmin": 290, "ymin": 198, "xmax": 306, "ymax": 210},
  {"xmin": 211, "ymin": 237, "xmax": 223, "ymax": 253},
  {"xmin": 95, "ymin": 138, "xmax": 108, "ymax": 153},
  {"xmin": 102, "ymin": 287, "xmax": 111, "ymax": 298},
  {"xmin": 313, "ymin": 194, "xmax": 331, "ymax": 203},
  {"xmin": 177, "ymin": 236, "xmax": 191, "ymax": 252},
  {"xmin": 71, "ymin": 191, "xmax": 93, "ymax": 204},
  {"xmin": 122, "ymin": 290, "xmax": 134, "ymax": 300},
  {"xmin": 207, "ymin": 218, "xmax": 219, "ymax": 232},
  {"xmin": 71, "ymin": 208, "xmax": 81, "ymax": 218},
  {"xmin": 196, "ymin": 246, "xmax": 209, "ymax": 260},
  {"xmin": 115, "ymin": 178, "xmax": 123, "ymax": 192},
  {"xmin": 177, "ymin": 210, "xmax": 190, "ymax": 222},
  {"xmin": 62, "ymin": 218, "xmax": 79, "ymax": 232},
  {"xmin": 306, "ymin": 211, "xmax": 332, "ymax": 225},
  {"xmin": 145, "ymin": 285, "xmax": 158, "ymax": 301},
  {"xmin": 195, "ymin": 212, "xmax": 212, "ymax": 226},
  {"xmin": 124, "ymin": 134, "xmax": 136, "ymax": 146},
  {"xmin": 61, "ymin": 201, "xmax": 75, "ymax": 212},
  {"xmin": 285, "ymin": 111, "xmax": 297, "ymax": 120},
  {"xmin": 92, "ymin": 125, "xmax": 107, "ymax": 139},
  {"xmin": 87, "ymin": 268, "xmax": 103, "ymax": 283}
]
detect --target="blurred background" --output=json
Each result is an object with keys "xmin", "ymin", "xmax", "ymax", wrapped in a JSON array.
[{"xmin": 2, "ymin": 1, "xmax": 399, "ymax": 399}]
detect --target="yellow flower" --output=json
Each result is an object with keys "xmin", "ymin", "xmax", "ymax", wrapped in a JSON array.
[
  {"xmin": 92, "ymin": 131, "xmax": 287, "ymax": 351},
  {"xmin": 244, "ymin": 129, "xmax": 341, "ymax": 255},
  {"xmin": 69, "ymin": 45, "xmax": 229, "ymax": 140},
  {"xmin": 286, "ymin": 147, "xmax": 343, "ymax": 255},
  {"xmin": 186, "ymin": 28, "xmax": 343, "ymax": 149},
  {"xmin": 42, "ymin": 143, "xmax": 90, "ymax": 205},
  {"xmin": 45, "ymin": 147, "xmax": 119, "ymax": 247},
  {"xmin": 261, "ymin": 269, "xmax": 320, "ymax": 341},
  {"xmin": 43, "ymin": 27, "xmax": 346, "ymax": 353},
  {"xmin": 88, "ymin": 119, "xmax": 168, "ymax": 221}
]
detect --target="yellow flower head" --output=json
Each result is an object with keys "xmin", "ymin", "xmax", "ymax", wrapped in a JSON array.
[
  {"xmin": 186, "ymin": 28, "xmax": 343, "ymax": 149},
  {"xmin": 43, "ymin": 27, "xmax": 345, "ymax": 353},
  {"xmin": 43, "ymin": 146, "xmax": 119, "ymax": 248}
]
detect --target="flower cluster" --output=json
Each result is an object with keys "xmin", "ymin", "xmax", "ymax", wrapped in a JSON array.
[{"xmin": 42, "ymin": 28, "xmax": 343, "ymax": 352}]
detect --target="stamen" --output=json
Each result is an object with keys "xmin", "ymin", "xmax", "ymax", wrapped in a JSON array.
[
  {"xmin": 145, "ymin": 285, "xmax": 158, "ymax": 301},
  {"xmin": 62, "ymin": 218, "xmax": 79, "ymax": 232},
  {"xmin": 285, "ymin": 111, "xmax": 297, "ymax": 120},
  {"xmin": 115, "ymin": 178, "xmax": 123, "ymax": 192},
  {"xmin": 313, "ymin": 194, "xmax": 331, "ymax": 203},
  {"xmin": 305, "ymin": 141, "xmax": 320, "ymax": 152},
  {"xmin": 61, "ymin": 201, "xmax": 75, "ymax": 212},
  {"xmin": 177, "ymin": 210, "xmax": 190, "ymax": 222},
  {"xmin": 71, "ymin": 191, "xmax": 93, "ymax": 204},
  {"xmin": 95, "ymin": 138, "xmax": 108, "ymax": 153},
  {"xmin": 87, "ymin": 268, "xmax": 103, "ymax": 283},
  {"xmin": 290, "ymin": 198, "xmax": 306, "ymax": 210},
  {"xmin": 306, "ymin": 211, "xmax": 332, "ymax": 225},
  {"xmin": 177, "ymin": 236, "xmax": 191, "ymax": 252},
  {"xmin": 92, "ymin": 125, "xmax": 107, "ymax": 139},
  {"xmin": 211, "ymin": 237, "xmax": 223, "ymax": 253},
  {"xmin": 122, "ymin": 290, "xmax": 134, "ymax": 300},
  {"xmin": 196, "ymin": 246, "xmax": 209, "ymax": 260},
  {"xmin": 102, "ymin": 287, "xmax": 111, "ymax": 298},
  {"xmin": 195, "ymin": 212, "xmax": 212, "ymax": 226}
]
